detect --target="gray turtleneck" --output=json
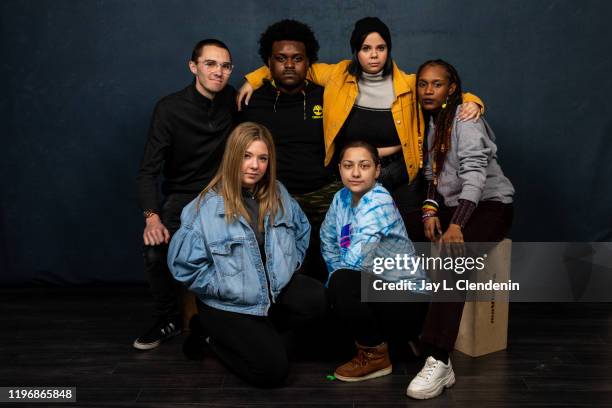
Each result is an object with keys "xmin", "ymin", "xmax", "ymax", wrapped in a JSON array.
[{"xmin": 355, "ymin": 71, "xmax": 395, "ymax": 109}]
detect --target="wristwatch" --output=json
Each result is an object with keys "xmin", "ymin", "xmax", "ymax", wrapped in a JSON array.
[{"xmin": 143, "ymin": 209, "xmax": 158, "ymax": 219}]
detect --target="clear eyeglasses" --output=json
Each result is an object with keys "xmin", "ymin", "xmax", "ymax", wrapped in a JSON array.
[{"xmin": 199, "ymin": 59, "xmax": 234, "ymax": 74}]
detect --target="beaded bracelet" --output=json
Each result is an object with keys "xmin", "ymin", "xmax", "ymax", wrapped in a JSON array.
[
  {"xmin": 421, "ymin": 198, "xmax": 439, "ymax": 223},
  {"xmin": 422, "ymin": 210, "xmax": 437, "ymax": 222}
]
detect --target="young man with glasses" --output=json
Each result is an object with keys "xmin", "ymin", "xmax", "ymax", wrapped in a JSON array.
[{"xmin": 134, "ymin": 39, "xmax": 235, "ymax": 350}]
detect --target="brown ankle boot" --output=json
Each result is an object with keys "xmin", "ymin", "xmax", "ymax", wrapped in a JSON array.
[{"xmin": 334, "ymin": 342, "xmax": 392, "ymax": 382}]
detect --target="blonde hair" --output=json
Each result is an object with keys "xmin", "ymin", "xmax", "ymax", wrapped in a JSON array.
[{"xmin": 198, "ymin": 122, "xmax": 282, "ymax": 231}]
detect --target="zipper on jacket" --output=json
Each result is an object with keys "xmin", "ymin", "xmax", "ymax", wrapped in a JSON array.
[
  {"xmin": 263, "ymin": 262, "xmax": 274, "ymax": 308},
  {"xmin": 261, "ymin": 235, "xmax": 275, "ymax": 308},
  {"xmin": 261, "ymin": 222, "xmax": 275, "ymax": 313},
  {"xmin": 257, "ymin": 240, "xmax": 274, "ymax": 314},
  {"xmin": 243, "ymin": 220, "xmax": 274, "ymax": 311}
]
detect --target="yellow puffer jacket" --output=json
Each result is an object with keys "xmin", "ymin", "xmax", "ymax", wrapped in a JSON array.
[{"xmin": 245, "ymin": 60, "xmax": 483, "ymax": 184}]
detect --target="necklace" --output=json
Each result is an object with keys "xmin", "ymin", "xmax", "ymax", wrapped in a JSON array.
[{"xmin": 243, "ymin": 188, "xmax": 256, "ymax": 200}]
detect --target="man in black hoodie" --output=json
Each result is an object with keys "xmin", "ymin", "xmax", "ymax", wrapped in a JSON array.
[
  {"xmin": 134, "ymin": 39, "xmax": 235, "ymax": 350},
  {"xmin": 239, "ymin": 20, "xmax": 339, "ymax": 283}
]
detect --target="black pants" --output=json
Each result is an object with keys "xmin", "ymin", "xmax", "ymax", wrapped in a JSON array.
[
  {"xmin": 378, "ymin": 153, "xmax": 409, "ymax": 193},
  {"xmin": 417, "ymin": 200, "xmax": 514, "ymax": 351},
  {"xmin": 327, "ymin": 269, "xmax": 429, "ymax": 349},
  {"xmin": 386, "ymin": 170, "xmax": 425, "ymax": 243},
  {"xmin": 143, "ymin": 193, "xmax": 196, "ymax": 320},
  {"xmin": 392, "ymin": 171, "xmax": 426, "ymax": 242},
  {"xmin": 197, "ymin": 274, "xmax": 326, "ymax": 388}
]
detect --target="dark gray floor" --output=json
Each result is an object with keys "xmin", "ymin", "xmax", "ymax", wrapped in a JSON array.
[{"xmin": 1, "ymin": 287, "xmax": 611, "ymax": 407}]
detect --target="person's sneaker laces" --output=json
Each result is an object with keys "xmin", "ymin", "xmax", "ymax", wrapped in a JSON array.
[
  {"xmin": 406, "ymin": 356, "xmax": 456, "ymax": 399},
  {"xmin": 133, "ymin": 318, "xmax": 181, "ymax": 350}
]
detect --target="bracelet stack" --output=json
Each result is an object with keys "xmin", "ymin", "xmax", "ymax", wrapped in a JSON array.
[{"xmin": 421, "ymin": 199, "xmax": 439, "ymax": 223}]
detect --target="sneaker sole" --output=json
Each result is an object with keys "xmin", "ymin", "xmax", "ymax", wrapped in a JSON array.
[
  {"xmin": 406, "ymin": 370, "xmax": 456, "ymax": 399},
  {"xmin": 133, "ymin": 339, "xmax": 161, "ymax": 350},
  {"xmin": 132, "ymin": 330, "xmax": 181, "ymax": 351},
  {"xmin": 334, "ymin": 365, "xmax": 392, "ymax": 382}
]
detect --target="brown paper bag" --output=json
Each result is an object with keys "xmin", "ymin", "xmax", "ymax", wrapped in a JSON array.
[{"xmin": 454, "ymin": 239, "xmax": 512, "ymax": 357}]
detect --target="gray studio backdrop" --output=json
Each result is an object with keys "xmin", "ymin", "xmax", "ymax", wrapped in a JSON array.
[{"xmin": 1, "ymin": 1, "xmax": 611, "ymax": 284}]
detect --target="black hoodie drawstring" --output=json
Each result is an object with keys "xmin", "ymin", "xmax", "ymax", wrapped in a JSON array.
[
  {"xmin": 302, "ymin": 89, "xmax": 306, "ymax": 120},
  {"xmin": 273, "ymin": 90, "xmax": 280, "ymax": 113},
  {"xmin": 271, "ymin": 80, "xmax": 308, "ymax": 120}
]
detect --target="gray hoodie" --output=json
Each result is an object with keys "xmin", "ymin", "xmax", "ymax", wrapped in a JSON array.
[{"xmin": 424, "ymin": 107, "xmax": 515, "ymax": 206}]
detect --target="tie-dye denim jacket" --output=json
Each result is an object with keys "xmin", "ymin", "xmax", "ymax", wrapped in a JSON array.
[{"xmin": 320, "ymin": 183, "xmax": 427, "ymax": 289}]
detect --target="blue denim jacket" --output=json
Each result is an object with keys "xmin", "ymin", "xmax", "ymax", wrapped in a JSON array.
[{"xmin": 168, "ymin": 182, "xmax": 310, "ymax": 316}]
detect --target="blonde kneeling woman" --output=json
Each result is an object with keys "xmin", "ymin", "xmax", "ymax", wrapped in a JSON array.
[{"xmin": 168, "ymin": 122, "xmax": 326, "ymax": 388}]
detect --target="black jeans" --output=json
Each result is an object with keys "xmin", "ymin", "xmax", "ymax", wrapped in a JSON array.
[
  {"xmin": 197, "ymin": 274, "xmax": 326, "ymax": 388},
  {"xmin": 143, "ymin": 193, "xmax": 196, "ymax": 320},
  {"xmin": 392, "ymin": 171, "xmax": 426, "ymax": 242},
  {"xmin": 380, "ymin": 167, "xmax": 425, "ymax": 243},
  {"xmin": 378, "ymin": 154, "xmax": 409, "ymax": 193},
  {"xmin": 327, "ymin": 269, "xmax": 429, "ymax": 349}
]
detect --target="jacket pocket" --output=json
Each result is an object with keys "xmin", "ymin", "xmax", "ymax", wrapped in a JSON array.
[
  {"xmin": 209, "ymin": 239, "xmax": 245, "ymax": 277},
  {"xmin": 439, "ymin": 166, "xmax": 461, "ymax": 195},
  {"xmin": 270, "ymin": 219, "xmax": 299, "ymax": 290},
  {"xmin": 273, "ymin": 219, "xmax": 297, "ymax": 256}
]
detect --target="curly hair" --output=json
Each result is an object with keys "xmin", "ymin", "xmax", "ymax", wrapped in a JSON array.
[{"xmin": 258, "ymin": 19, "xmax": 319, "ymax": 65}]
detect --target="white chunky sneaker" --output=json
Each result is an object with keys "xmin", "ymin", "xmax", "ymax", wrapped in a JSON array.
[{"xmin": 406, "ymin": 356, "xmax": 456, "ymax": 399}]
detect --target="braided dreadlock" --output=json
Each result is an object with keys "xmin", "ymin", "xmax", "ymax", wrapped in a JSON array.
[{"xmin": 416, "ymin": 59, "xmax": 463, "ymax": 185}]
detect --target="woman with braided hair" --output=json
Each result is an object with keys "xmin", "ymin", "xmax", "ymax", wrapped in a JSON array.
[{"xmin": 405, "ymin": 60, "xmax": 514, "ymax": 400}]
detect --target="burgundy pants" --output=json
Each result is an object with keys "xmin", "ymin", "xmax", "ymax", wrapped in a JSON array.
[{"xmin": 407, "ymin": 200, "xmax": 514, "ymax": 351}]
